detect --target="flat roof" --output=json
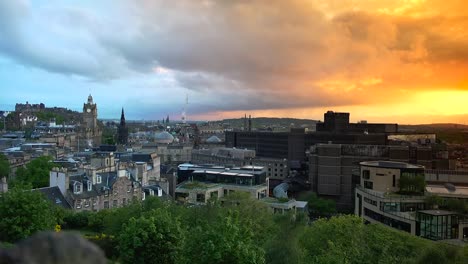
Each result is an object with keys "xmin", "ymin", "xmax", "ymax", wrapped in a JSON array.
[
  {"xmin": 426, "ymin": 185, "xmax": 468, "ymax": 197},
  {"xmin": 418, "ymin": 210, "xmax": 457, "ymax": 216},
  {"xmin": 360, "ymin": 161, "xmax": 424, "ymax": 169}
]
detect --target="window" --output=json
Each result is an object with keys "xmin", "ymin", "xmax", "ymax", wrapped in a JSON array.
[
  {"xmin": 364, "ymin": 197, "xmax": 377, "ymax": 206},
  {"xmin": 113, "ymin": 200, "xmax": 118, "ymax": 207},
  {"xmin": 104, "ymin": 201, "xmax": 109, "ymax": 209},
  {"xmin": 74, "ymin": 183, "xmax": 82, "ymax": 194},
  {"xmin": 76, "ymin": 199, "xmax": 82, "ymax": 209},
  {"xmin": 392, "ymin": 175, "xmax": 396, "ymax": 187},
  {"xmin": 84, "ymin": 200, "xmax": 90, "ymax": 208},
  {"xmin": 96, "ymin": 175, "xmax": 102, "ymax": 184},
  {"xmin": 127, "ymin": 185, "xmax": 131, "ymax": 193},
  {"xmin": 122, "ymin": 198, "xmax": 127, "ymax": 205},
  {"xmin": 362, "ymin": 170, "xmax": 370, "ymax": 180},
  {"xmin": 196, "ymin": 193, "xmax": 205, "ymax": 202},
  {"xmin": 87, "ymin": 181, "xmax": 92, "ymax": 191},
  {"xmin": 364, "ymin": 181, "xmax": 373, "ymax": 190}
]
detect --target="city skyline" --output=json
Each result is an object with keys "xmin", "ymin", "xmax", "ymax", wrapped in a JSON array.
[{"xmin": 1, "ymin": 0, "xmax": 468, "ymax": 124}]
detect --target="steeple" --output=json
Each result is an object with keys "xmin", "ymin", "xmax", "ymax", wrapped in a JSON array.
[
  {"xmin": 87, "ymin": 94, "xmax": 94, "ymax": 104},
  {"xmin": 117, "ymin": 107, "xmax": 128, "ymax": 145},
  {"xmin": 120, "ymin": 108, "xmax": 126, "ymax": 126}
]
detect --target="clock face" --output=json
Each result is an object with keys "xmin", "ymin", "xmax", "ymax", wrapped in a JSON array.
[{"xmin": 87, "ymin": 108, "xmax": 91, "ymax": 113}]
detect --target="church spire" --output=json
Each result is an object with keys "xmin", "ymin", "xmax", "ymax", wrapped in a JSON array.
[
  {"xmin": 117, "ymin": 107, "xmax": 128, "ymax": 145},
  {"xmin": 120, "ymin": 108, "xmax": 125, "ymax": 122}
]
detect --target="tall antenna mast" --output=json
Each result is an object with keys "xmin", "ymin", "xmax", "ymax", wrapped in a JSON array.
[{"xmin": 182, "ymin": 93, "xmax": 188, "ymax": 124}]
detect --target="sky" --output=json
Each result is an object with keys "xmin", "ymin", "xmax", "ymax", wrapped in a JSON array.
[{"xmin": 1, "ymin": 0, "xmax": 467, "ymax": 124}]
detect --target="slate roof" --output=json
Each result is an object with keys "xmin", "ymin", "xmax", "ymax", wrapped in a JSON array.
[
  {"xmin": 34, "ymin": 186, "xmax": 71, "ymax": 209},
  {"xmin": 67, "ymin": 171, "xmax": 140, "ymax": 200}
]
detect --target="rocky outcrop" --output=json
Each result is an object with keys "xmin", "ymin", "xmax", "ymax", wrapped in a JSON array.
[{"xmin": 0, "ymin": 232, "xmax": 106, "ymax": 264}]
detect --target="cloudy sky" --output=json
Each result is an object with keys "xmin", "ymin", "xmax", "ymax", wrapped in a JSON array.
[{"xmin": 1, "ymin": 0, "xmax": 467, "ymax": 124}]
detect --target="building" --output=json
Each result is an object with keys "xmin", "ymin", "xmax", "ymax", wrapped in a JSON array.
[
  {"xmin": 0, "ymin": 177, "xmax": 7, "ymax": 193},
  {"xmin": 355, "ymin": 161, "xmax": 468, "ymax": 241},
  {"xmin": 316, "ymin": 111, "xmax": 398, "ymax": 134},
  {"xmin": 226, "ymin": 125, "xmax": 389, "ymax": 163},
  {"xmin": 117, "ymin": 108, "xmax": 129, "ymax": 145},
  {"xmin": 142, "ymin": 143, "xmax": 192, "ymax": 164},
  {"xmin": 81, "ymin": 94, "xmax": 102, "ymax": 148},
  {"xmin": 191, "ymin": 147, "xmax": 289, "ymax": 179},
  {"xmin": 175, "ymin": 164, "xmax": 268, "ymax": 204},
  {"xmin": 309, "ymin": 143, "xmax": 451, "ymax": 212},
  {"xmin": 49, "ymin": 167, "xmax": 144, "ymax": 211}
]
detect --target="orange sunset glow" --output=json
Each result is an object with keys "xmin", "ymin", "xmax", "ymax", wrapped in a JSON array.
[{"xmin": 160, "ymin": 0, "xmax": 468, "ymax": 123}]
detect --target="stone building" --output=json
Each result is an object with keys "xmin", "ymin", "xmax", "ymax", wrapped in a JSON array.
[{"xmin": 80, "ymin": 94, "xmax": 102, "ymax": 148}]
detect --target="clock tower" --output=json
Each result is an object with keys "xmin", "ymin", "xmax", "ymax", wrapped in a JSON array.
[
  {"xmin": 81, "ymin": 94, "xmax": 101, "ymax": 147},
  {"xmin": 83, "ymin": 94, "xmax": 97, "ymax": 129}
]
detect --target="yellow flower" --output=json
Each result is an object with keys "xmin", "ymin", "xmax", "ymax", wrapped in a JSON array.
[{"xmin": 55, "ymin": 224, "xmax": 61, "ymax": 232}]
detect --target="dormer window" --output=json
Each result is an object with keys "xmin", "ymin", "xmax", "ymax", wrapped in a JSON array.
[
  {"xmin": 96, "ymin": 175, "xmax": 102, "ymax": 184},
  {"xmin": 74, "ymin": 182, "xmax": 82, "ymax": 194},
  {"xmin": 87, "ymin": 181, "xmax": 92, "ymax": 191}
]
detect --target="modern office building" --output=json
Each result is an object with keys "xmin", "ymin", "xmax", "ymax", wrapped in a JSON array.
[
  {"xmin": 175, "ymin": 164, "xmax": 268, "ymax": 204},
  {"xmin": 355, "ymin": 161, "xmax": 468, "ymax": 241},
  {"xmin": 191, "ymin": 147, "xmax": 289, "ymax": 179},
  {"xmin": 226, "ymin": 111, "xmax": 400, "ymax": 164},
  {"xmin": 309, "ymin": 143, "xmax": 451, "ymax": 212}
]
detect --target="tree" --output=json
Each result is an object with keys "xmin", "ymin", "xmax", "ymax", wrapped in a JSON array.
[
  {"xmin": 118, "ymin": 209, "xmax": 184, "ymax": 264},
  {"xmin": 299, "ymin": 215, "xmax": 439, "ymax": 264},
  {"xmin": 184, "ymin": 210, "xmax": 266, "ymax": 264},
  {"xmin": 0, "ymin": 153, "xmax": 9, "ymax": 178},
  {"xmin": 306, "ymin": 192, "xmax": 336, "ymax": 216},
  {"xmin": 13, "ymin": 156, "xmax": 55, "ymax": 188},
  {"xmin": 0, "ymin": 187, "xmax": 56, "ymax": 242}
]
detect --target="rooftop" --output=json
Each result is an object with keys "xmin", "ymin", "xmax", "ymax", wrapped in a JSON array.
[
  {"xmin": 418, "ymin": 210, "xmax": 458, "ymax": 216},
  {"xmin": 360, "ymin": 161, "xmax": 424, "ymax": 170}
]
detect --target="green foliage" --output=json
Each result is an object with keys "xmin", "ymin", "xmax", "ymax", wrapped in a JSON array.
[
  {"xmin": 398, "ymin": 173, "xmax": 426, "ymax": 194},
  {"xmin": 86, "ymin": 233, "xmax": 118, "ymax": 260},
  {"xmin": 425, "ymin": 195, "xmax": 444, "ymax": 209},
  {"xmin": 103, "ymin": 201, "xmax": 143, "ymax": 235},
  {"xmin": 0, "ymin": 153, "xmax": 9, "ymax": 178},
  {"xmin": 445, "ymin": 199, "xmax": 468, "ymax": 214},
  {"xmin": 63, "ymin": 211, "xmax": 89, "ymax": 229},
  {"xmin": 184, "ymin": 210, "xmax": 265, "ymax": 264},
  {"xmin": 417, "ymin": 243, "xmax": 465, "ymax": 264},
  {"xmin": 12, "ymin": 156, "xmax": 56, "ymax": 189},
  {"xmin": 9, "ymin": 188, "xmax": 466, "ymax": 264},
  {"xmin": 87, "ymin": 209, "xmax": 112, "ymax": 233},
  {"xmin": 306, "ymin": 192, "xmax": 336, "ymax": 216},
  {"xmin": 0, "ymin": 187, "xmax": 55, "ymax": 242},
  {"xmin": 102, "ymin": 127, "xmax": 116, "ymax": 145},
  {"xmin": 35, "ymin": 111, "xmax": 65, "ymax": 124},
  {"xmin": 265, "ymin": 213, "xmax": 306, "ymax": 264},
  {"xmin": 118, "ymin": 209, "xmax": 184, "ymax": 264},
  {"xmin": 299, "ymin": 215, "xmax": 435, "ymax": 264}
]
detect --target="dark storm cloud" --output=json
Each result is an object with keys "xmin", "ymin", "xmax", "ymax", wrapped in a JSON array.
[{"xmin": 1, "ymin": 0, "xmax": 468, "ymax": 117}]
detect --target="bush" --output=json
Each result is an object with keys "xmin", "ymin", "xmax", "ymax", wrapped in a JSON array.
[
  {"xmin": 87, "ymin": 210, "xmax": 111, "ymax": 233},
  {"xmin": 63, "ymin": 211, "xmax": 89, "ymax": 229},
  {"xmin": 86, "ymin": 233, "xmax": 119, "ymax": 260}
]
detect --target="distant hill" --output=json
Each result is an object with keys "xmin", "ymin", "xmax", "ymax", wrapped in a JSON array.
[
  {"xmin": 213, "ymin": 117, "xmax": 318, "ymax": 131},
  {"xmin": 400, "ymin": 123, "xmax": 468, "ymax": 144}
]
